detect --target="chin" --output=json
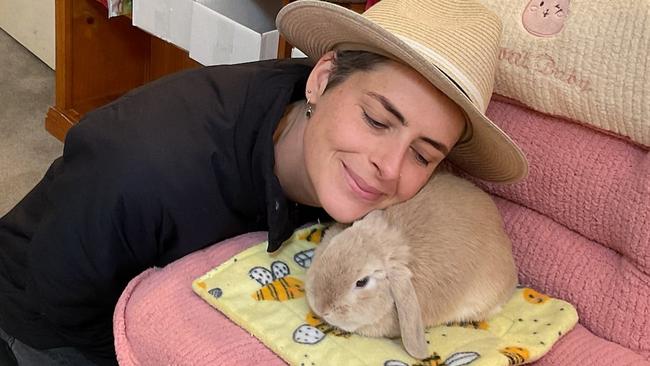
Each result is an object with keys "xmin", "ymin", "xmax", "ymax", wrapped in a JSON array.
[
  {"xmin": 326, "ymin": 317, "xmax": 359, "ymax": 333},
  {"xmin": 356, "ymin": 312, "xmax": 401, "ymax": 338},
  {"xmin": 321, "ymin": 201, "xmax": 368, "ymax": 224},
  {"xmin": 316, "ymin": 178, "xmax": 383, "ymax": 223}
]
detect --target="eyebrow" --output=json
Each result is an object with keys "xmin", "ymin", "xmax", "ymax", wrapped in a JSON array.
[
  {"xmin": 367, "ymin": 91, "xmax": 405, "ymax": 126},
  {"xmin": 366, "ymin": 91, "xmax": 451, "ymax": 155},
  {"xmin": 422, "ymin": 137, "xmax": 449, "ymax": 155}
]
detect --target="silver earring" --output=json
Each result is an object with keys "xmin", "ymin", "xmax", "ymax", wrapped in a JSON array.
[{"xmin": 306, "ymin": 99, "xmax": 313, "ymax": 118}]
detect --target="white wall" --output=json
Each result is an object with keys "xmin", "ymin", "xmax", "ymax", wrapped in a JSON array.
[{"xmin": 0, "ymin": 0, "xmax": 55, "ymax": 69}]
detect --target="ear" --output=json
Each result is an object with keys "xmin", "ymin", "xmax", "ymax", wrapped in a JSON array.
[
  {"xmin": 388, "ymin": 267, "xmax": 429, "ymax": 359},
  {"xmin": 305, "ymin": 51, "xmax": 336, "ymax": 103}
]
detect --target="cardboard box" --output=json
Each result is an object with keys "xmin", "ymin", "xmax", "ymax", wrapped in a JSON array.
[
  {"xmin": 132, "ymin": 0, "xmax": 194, "ymax": 51},
  {"xmin": 188, "ymin": 0, "xmax": 283, "ymax": 65}
]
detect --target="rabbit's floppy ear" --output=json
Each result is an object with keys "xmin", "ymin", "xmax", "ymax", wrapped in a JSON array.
[{"xmin": 388, "ymin": 266, "xmax": 429, "ymax": 359}]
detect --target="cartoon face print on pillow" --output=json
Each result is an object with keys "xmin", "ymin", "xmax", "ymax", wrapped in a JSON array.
[{"xmin": 522, "ymin": 0, "xmax": 570, "ymax": 37}]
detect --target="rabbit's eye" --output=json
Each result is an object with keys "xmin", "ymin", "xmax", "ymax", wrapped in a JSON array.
[{"xmin": 355, "ymin": 276, "xmax": 370, "ymax": 288}]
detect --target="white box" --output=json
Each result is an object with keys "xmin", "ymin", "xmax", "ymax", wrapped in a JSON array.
[
  {"xmin": 291, "ymin": 47, "xmax": 307, "ymax": 59},
  {"xmin": 132, "ymin": 0, "xmax": 194, "ymax": 51},
  {"xmin": 189, "ymin": 0, "xmax": 283, "ymax": 66}
]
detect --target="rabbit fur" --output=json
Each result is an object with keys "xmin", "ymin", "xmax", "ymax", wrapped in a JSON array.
[{"xmin": 305, "ymin": 171, "xmax": 518, "ymax": 359}]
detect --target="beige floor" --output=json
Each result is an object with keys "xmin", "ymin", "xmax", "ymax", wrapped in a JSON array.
[{"xmin": 0, "ymin": 28, "xmax": 62, "ymax": 217}]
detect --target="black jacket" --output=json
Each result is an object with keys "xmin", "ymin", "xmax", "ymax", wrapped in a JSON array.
[{"xmin": 0, "ymin": 59, "xmax": 328, "ymax": 365}]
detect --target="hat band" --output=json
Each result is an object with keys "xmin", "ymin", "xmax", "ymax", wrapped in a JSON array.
[{"xmin": 394, "ymin": 34, "xmax": 486, "ymax": 111}]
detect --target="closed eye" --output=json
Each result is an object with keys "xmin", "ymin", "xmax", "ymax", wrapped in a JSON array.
[
  {"xmin": 411, "ymin": 147, "xmax": 430, "ymax": 167},
  {"xmin": 362, "ymin": 111, "xmax": 388, "ymax": 130}
]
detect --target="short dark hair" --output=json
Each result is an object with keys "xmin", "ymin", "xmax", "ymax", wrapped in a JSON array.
[{"xmin": 324, "ymin": 50, "xmax": 391, "ymax": 92}]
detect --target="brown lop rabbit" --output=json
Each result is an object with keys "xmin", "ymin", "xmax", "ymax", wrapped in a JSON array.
[{"xmin": 305, "ymin": 171, "xmax": 518, "ymax": 359}]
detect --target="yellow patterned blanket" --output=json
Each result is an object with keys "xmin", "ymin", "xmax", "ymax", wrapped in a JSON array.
[{"xmin": 193, "ymin": 225, "xmax": 578, "ymax": 366}]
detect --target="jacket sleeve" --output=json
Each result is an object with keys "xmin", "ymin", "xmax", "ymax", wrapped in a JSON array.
[
  {"xmin": 25, "ymin": 103, "xmax": 175, "ymax": 351},
  {"xmin": 7, "ymin": 59, "xmax": 310, "ymax": 357},
  {"xmin": 21, "ymin": 64, "xmax": 252, "ymax": 353}
]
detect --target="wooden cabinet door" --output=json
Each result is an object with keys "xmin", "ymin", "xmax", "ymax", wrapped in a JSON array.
[{"xmin": 46, "ymin": 0, "xmax": 200, "ymax": 141}]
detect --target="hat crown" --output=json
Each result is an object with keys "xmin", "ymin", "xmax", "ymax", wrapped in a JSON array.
[
  {"xmin": 362, "ymin": 0, "xmax": 502, "ymax": 111},
  {"xmin": 276, "ymin": 0, "xmax": 528, "ymax": 183}
]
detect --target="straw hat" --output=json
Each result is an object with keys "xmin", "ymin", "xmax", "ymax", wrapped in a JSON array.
[{"xmin": 277, "ymin": 0, "xmax": 529, "ymax": 183}]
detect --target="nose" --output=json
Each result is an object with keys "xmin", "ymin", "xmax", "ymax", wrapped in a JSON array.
[{"xmin": 371, "ymin": 142, "xmax": 408, "ymax": 181}]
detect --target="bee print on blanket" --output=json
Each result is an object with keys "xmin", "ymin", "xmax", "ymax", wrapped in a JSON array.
[
  {"xmin": 249, "ymin": 261, "xmax": 305, "ymax": 301},
  {"xmin": 500, "ymin": 346, "xmax": 530, "ymax": 365},
  {"xmin": 298, "ymin": 227, "xmax": 324, "ymax": 244},
  {"xmin": 522, "ymin": 288, "xmax": 550, "ymax": 304},
  {"xmin": 294, "ymin": 226, "xmax": 326, "ymax": 269},
  {"xmin": 293, "ymin": 310, "xmax": 351, "ymax": 345}
]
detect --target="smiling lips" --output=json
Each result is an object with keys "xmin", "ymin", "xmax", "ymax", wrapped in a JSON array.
[{"xmin": 342, "ymin": 162, "xmax": 384, "ymax": 201}]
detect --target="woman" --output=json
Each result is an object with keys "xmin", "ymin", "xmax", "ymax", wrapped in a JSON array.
[{"xmin": 0, "ymin": 0, "xmax": 527, "ymax": 364}]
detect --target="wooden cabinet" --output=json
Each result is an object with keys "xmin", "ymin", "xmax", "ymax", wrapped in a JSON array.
[
  {"xmin": 46, "ymin": 0, "xmax": 201, "ymax": 141},
  {"xmin": 45, "ymin": 0, "xmax": 365, "ymax": 141}
]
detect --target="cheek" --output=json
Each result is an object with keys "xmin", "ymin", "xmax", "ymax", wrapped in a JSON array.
[
  {"xmin": 393, "ymin": 167, "xmax": 435, "ymax": 204},
  {"xmin": 303, "ymin": 119, "xmax": 338, "ymax": 180},
  {"xmin": 304, "ymin": 109, "xmax": 354, "ymax": 159},
  {"xmin": 356, "ymin": 287, "xmax": 393, "ymax": 323},
  {"xmin": 303, "ymin": 125, "xmax": 321, "ymax": 168}
]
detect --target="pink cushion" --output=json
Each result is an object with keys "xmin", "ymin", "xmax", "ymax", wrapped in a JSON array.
[
  {"xmin": 494, "ymin": 198, "xmax": 650, "ymax": 363},
  {"xmin": 483, "ymin": 98, "xmax": 649, "ymax": 271},
  {"xmin": 113, "ymin": 232, "xmax": 287, "ymax": 365},
  {"xmin": 531, "ymin": 324, "xmax": 649, "ymax": 366},
  {"xmin": 477, "ymin": 99, "xmax": 649, "ymax": 358}
]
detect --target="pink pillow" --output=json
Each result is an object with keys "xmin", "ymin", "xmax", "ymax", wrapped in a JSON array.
[
  {"xmin": 483, "ymin": 98, "xmax": 649, "ymax": 270},
  {"xmin": 531, "ymin": 324, "xmax": 650, "ymax": 366},
  {"xmin": 477, "ymin": 98, "xmax": 649, "ymax": 358},
  {"xmin": 113, "ymin": 231, "xmax": 287, "ymax": 365}
]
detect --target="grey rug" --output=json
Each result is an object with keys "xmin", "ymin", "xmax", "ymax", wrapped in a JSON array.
[{"xmin": 0, "ymin": 29, "xmax": 62, "ymax": 217}]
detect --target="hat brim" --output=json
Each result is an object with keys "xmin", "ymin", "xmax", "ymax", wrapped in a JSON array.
[{"xmin": 277, "ymin": 0, "xmax": 528, "ymax": 183}]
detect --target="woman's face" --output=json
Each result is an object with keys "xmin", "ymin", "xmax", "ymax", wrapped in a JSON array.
[{"xmin": 304, "ymin": 54, "xmax": 466, "ymax": 223}]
